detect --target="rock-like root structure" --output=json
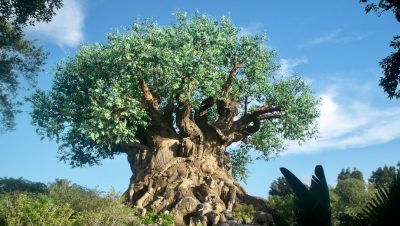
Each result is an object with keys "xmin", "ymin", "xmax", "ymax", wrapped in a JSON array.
[{"xmin": 122, "ymin": 138, "xmax": 271, "ymax": 225}]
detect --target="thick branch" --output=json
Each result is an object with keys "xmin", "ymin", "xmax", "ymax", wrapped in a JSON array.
[
  {"xmin": 221, "ymin": 62, "xmax": 244, "ymax": 98},
  {"xmin": 174, "ymin": 77, "xmax": 204, "ymax": 141},
  {"xmin": 139, "ymin": 77, "xmax": 158, "ymax": 109},
  {"xmin": 227, "ymin": 118, "xmax": 261, "ymax": 145},
  {"xmin": 162, "ymin": 97, "xmax": 175, "ymax": 129},
  {"xmin": 195, "ymin": 96, "xmax": 216, "ymax": 119},
  {"xmin": 138, "ymin": 77, "xmax": 165, "ymax": 127},
  {"xmin": 176, "ymin": 100, "xmax": 204, "ymax": 141},
  {"xmin": 230, "ymin": 105, "xmax": 281, "ymax": 132},
  {"xmin": 225, "ymin": 105, "xmax": 282, "ymax": 144}
]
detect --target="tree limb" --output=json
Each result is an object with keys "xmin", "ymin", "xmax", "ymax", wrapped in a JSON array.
[{"xmin": 221, "ymin": 61, "xmax": 244, "ymax": 98}]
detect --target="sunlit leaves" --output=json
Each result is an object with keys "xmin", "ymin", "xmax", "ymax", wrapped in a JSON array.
[{"xmin": 30, "ymin": 11, "xmax": 319, "ymax": 167}]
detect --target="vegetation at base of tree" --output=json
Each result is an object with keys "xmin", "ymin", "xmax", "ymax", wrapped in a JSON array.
[
  {"xmin": 0, "ymin": 193, "xmax": 75, "ymax": 226},
  {"xmin": 0, "ymin": 0, "xmax": 63, "ymax": 132},
  {"xmin": 0, "ymin": 177, "xmax": 175, "ymax": 226},
  {"xmin": 266, "ymin": 194, "xmax": 296, "ymax": 226},
  {"xmin": 142, "ymin": 212, "xmax": 176, "ymax": 226},
  {"xmin": 233, "ymin": 204, "xmax": 256, "ymax": 222}
]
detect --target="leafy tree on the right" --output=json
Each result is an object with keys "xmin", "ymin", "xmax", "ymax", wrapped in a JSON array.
[
  {"xmin": 360, "ymin": 0, "xmax": 400, "ymax": 99},
  {"xmin": 368, "ymin": 162, "xmax": 400, "ymax": 187}
]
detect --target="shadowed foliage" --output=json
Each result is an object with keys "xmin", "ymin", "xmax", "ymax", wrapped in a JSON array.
[
  {"xmin": 360, "ymin": 0, "xmax": 400, "ymax": 99},
  {"xmin": 359, "ymin": 171, "xmax": 400, "ymax": 225},
  {"xmin": 0, "ymin": 0, "xmax": 63, "ymax": 132}
]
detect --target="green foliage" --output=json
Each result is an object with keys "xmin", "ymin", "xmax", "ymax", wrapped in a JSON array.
[
  {"xmin": 368, "ymin": 163, "xmax": 399, "ymax": 187},
  {"xmin": 48, "ymin": 179, "xmax": 108, "ymax": 212},
  {"xmin": 30, "ymin": 11, "xmax": 319, "ymax": 169},
  {"xmin": 233, "ymin": 204, "xmax": 255, "ymax": 221},
  {"xmin": 0, "ymin": 193, "xmax": 75, "ymax": 225},
  {"xmin": 333, "ymin": 178, "xmax": 371, "ymax": 215},
  {"xmin": 269, "ymin": 176, "xmax": 293, "ymax": 197},
  {"xmin": 0, "ymin": 177, "xmax": 48, "ymax": 193},
  {"xmin": 267, "ymin": 176, "xmax": 296, "ymax": 225},
  {"xmin": 141, "ymin": 212, "xmax": 175, "ymax": 226},
  {"xmin": 379, "ymin": 36, "xmax": 400, "ymax": 99},
  {"xmin": 74, "ymin": 194, "xmax": 142, "ymax": 226},
  {"xmin": 229, "ymin": 146, "xmax": 253, "ymax": 182},
  {"xmin": 266, "ymin": 194, "xmax": 296, "ymax": 226},
  {"xmin": 331, "ymin": 168, "xmax": 375, "ymax": 225},
  {"xmin": 280, "ymin": 165, "xmax": 332, "ymax": 226},
  {"xmin": 0, "ymin": 0, "xmax": 63, "ymax": 26},
  {"xmin": 0, "ymin": 0, "xmax": 62, "ymax": 132},
  {"xmin": 337, "ymin": 168, "xmax": 364, "ymax": 181}
]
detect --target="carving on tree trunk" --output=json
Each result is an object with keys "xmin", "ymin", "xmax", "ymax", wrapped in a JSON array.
[{"xmin": 122, "ymin": 136, "xmax": 267, "ymax": 225}]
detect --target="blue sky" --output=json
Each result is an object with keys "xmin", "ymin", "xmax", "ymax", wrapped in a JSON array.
[{"xmin": 1, "ymin": 0, "xmax": 399, "ymax": 198}]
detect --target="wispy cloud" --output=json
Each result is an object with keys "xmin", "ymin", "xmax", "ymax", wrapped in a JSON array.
[
  {"xmin": 299, "ymin": 29, "xmax": 373, "ymax": 48},
  {"xmin": 285, "ymin": 90, "xmax": 400, "ymax": 154},
  {"xmin": 27, "ymin": 0, "xmax": 84, "ymax": 47},
  {"xmin": 278, "ymin": 57, "xmax": 308, "ymax": 76},
  {"xmin": 239, "ymin": 22, "xmax": 264, "ymax": 37}
]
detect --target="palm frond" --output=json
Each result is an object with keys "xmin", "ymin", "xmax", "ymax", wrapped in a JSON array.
[
  {"xmin": 280, "ymin": 165, "xmax": 332, "ymax": 226},
  {"xmin": 360, "ymin": 172, "xmax": 400, "ymax": 225}
]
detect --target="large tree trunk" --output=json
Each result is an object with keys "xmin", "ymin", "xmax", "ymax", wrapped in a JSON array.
[{"xmin": 122, "ymin": 133, "xmax": 270, "ymax": 225}]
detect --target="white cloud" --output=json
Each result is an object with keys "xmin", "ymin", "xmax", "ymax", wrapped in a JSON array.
[
  {"xmin": 285, "ymin": 91, "xmax": 400, "ymax": 155},
  {"xmin": 299, "ymin": 29, "xmax": 373, "ymax": 48},
  {"xmin": 239, "ymin": 22, "xmax": 264, "ymax": 37},
  {"xmin": 278, "ymin": 57, "xmax": 308, "ymax": 76},
  {"xmin": 27, "ymin": 0, "xmax": 84, "ymax": 47}
]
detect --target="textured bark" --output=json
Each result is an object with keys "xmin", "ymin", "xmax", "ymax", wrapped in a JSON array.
[
  {"xmin": 117, "ymin": 57, "xmax": 278, "ymax": 225},
  {"xmin": 121, "ymin": 134, "xmax": 269, "ymax": 225}
]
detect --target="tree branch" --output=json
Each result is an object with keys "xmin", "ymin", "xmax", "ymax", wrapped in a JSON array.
[
  {"xmin": 221, "ymin": 61, "xmax": 244, "ymax": 98},
  {"xmin": 224, "ymin": 105, "xmax": 282, "ymax": 144},
  {"xmin": 230, "ymin": 105, "xmax": 281, "ymax": 132},
  {"xmin": 138, "ymin": 77, "xmax": 166, "ymax": 127},
  {"xmin": 174, "ymin": 77, "xmax": 204, "ymax": 141}
]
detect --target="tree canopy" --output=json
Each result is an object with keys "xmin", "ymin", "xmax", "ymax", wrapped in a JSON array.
[
  {"xmin": 337, "ymin": 168, "xmax": 364, "ymax": 181},
  {"xmin": 30, "ymin": 12, "xmax": 319, "ymax": 169},
  {"xmin": 368, "ymin": 163, "xmax": 399, "ymax": 187},
  {"xmin": 0, "ymin": 0, "xmax": 63, "ymax": 132}
]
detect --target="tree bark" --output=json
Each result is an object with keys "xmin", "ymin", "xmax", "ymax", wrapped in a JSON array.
[{"xmin": 121, "ymin": 135, "xmax": 268, "ymax": 225}]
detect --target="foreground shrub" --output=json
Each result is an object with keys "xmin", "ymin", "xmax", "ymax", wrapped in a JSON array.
[
  {"xmin": 0, "ymin": 193, "xmax": 75, "ymax": 225},
  {"xmin": 142, "ymin": 212, "xmax": 176, "ymax": 226}
]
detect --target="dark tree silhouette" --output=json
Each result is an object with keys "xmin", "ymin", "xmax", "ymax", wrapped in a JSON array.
[
  {"xmin": 360, "ymin": 0, "xmax": 400, "ymax": 99},
  {"xmin": 0, "ymin": 0, "xmax": 63, "ymax": 132}
]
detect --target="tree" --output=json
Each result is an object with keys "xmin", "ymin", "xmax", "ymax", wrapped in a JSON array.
[
  {"xmin": 0, "ymin": 0, "xmax": 63, "ymax": 132},
  {"xmin": 360, "ymin": 0, "xmax": 400, "ymax": 99},
  {"xmin": 30, "ymin": 12, "xmax": 319, "ymax": 225},
  {"xmin": 269, "ymin": 176, "xmax": 293, "ymax": 197},
  {"xmin": 369, "ymin": 164, "xmax": 398, "ymax": 187},
  {"xmin": 0, "ymin": 177, "xmax": 48, "ymax": 193},
  {"xmin": 267, "ymin": 176, "xmax": 296, "ymax": 225},
  {"xmin": 337, "ymin": 168, "xmax": 364, "ymax": 181},
  {"xmin": 332, "ymin": 168, "xmax": 374, "ymax": 225}
]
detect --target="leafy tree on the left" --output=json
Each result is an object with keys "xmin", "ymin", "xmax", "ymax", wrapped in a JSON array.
[{"xmin": 0, "ymin": 0, "xmax": 63, "ymax": 132}]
